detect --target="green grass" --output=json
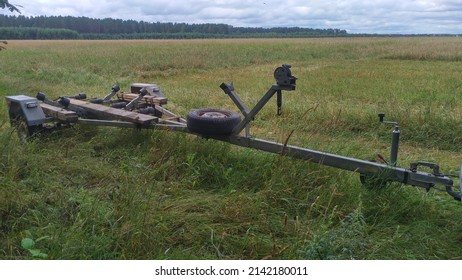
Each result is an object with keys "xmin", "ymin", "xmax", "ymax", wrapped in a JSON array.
[{"xmin": 0, "ymin": 38, "xmax": 462, "ymax": 259}]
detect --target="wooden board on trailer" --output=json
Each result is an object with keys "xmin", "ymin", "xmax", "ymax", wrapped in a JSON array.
[
  {"xmin": 117, "ymin": 93, "xmax": 168, "ymax": 106},
  {"xmin": 68, "ymin": 99, "xmax": 158, "ymax": 125},
  {"xmin": 40, "ymin": 103, "xmax": 79, "ymax": 122}
]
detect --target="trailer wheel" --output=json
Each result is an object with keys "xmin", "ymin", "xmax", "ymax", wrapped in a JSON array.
[
  {"xmin": 187, "ymin": 108, "xmax": 241, "ymax": 136},
  {"xmin": 9, "ymin": 109, "xmax": 41, "ymax": 141}
]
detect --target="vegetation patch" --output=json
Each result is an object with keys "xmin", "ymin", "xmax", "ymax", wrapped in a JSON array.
[{"xmin": 0, "ymin": 38, "xmax": 461, "ymax": 259}]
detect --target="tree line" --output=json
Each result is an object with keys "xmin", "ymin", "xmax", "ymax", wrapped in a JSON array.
[{"xmin": 0, "ymin": 15, "xmax": 348, "ymax": 39}]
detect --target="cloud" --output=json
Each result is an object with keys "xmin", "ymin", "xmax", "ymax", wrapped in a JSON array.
[{"xmin": 2, "ymin": 0, "xmax": 461, "ymax": 34}]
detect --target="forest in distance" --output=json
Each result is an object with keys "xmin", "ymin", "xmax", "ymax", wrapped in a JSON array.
[{"xmin": 0, "ymin": 14, "xmax": 349, "ymax": 39}]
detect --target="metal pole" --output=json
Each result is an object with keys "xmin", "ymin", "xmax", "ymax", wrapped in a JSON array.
[
  {"xmin": 209, "ymin": 134, "xmax": 454, "ymax": 190},
  {"xmin": 390, "ymin": 126, "xmax": 400, "ymax": 166},
  {"xmin": 220, "ymin": 83, "xmax": 252, "ymax": 137},
  {"xmin": 231, "ymin": 86, "xmax": 279, "ymax": 135},
  {"xmin": 277, "ymin": 90, "xmax": 282, "ymax": 116}
]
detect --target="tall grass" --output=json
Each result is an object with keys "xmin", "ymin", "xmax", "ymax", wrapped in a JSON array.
[{"xmin": 0, "ymin": 37, "xmax": 461, "ymax": 259}]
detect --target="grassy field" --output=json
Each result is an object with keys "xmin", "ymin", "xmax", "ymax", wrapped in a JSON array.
[{"xmin": 0, "ymin": 38, "xmax": 461, "ymax": 259}]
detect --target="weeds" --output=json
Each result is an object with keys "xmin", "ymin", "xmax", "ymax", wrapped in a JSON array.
[
  {"xmin": 20, "ymin": 231, "xmax": 50, "ymax": 259},
  {"xmin": 299, "ymin": 207, "xmax": 368, "ymax": 260}
]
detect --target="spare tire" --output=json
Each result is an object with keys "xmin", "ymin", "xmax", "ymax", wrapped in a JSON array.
[{"xmin": 187, "ymin": 108, "xmax": 241, "ymax": 136}]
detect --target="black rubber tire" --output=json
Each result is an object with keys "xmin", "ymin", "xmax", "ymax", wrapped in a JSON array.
[{"xmin": 187, "ymin": 108, "xmax": 241, "ymax": 136}]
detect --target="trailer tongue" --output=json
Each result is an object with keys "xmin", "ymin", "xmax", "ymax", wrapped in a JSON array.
[{"xmin": 5, "ymin": 65, "xmax": 462, "ymax": 203}]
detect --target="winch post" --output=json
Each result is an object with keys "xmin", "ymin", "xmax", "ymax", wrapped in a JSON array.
[
  {"xmin": 230, "ymin": 85, "xmax": 279, "ymax": 135},
  {"xmin": 221, "ymin": 64, "xmax": 296, "ymax": 136}
]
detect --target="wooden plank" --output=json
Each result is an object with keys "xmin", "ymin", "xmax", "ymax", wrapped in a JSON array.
[
  {"xmin": 117, "ymin": 93, "xmax": 168, "ymax": 105},
  {"xmin": 68, "ymin": 99, "xmax": 158, "ymax": 125},
  {"xmin": 40, "ymin": 103, "xmax": 79, "ymax": 122}
]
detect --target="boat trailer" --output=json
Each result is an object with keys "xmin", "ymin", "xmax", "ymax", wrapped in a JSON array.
[{"xmin": 5, "ymin": 65, "xmax": 462, "ymax": 202}]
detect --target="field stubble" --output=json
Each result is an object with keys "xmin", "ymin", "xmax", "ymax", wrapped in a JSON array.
[{"xmin": 0, "ymin": 37, "xmax": 462, "ymax": 259}]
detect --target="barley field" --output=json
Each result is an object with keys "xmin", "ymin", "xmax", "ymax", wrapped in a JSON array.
[{"xmin": 0, "ymin": 37, "xmax": 461, "ymax": 259}]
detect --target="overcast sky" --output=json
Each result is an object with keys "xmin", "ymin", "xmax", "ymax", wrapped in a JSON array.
[{"xmin": 2, "ymin": 0, "xmax": 461, "ymax": 34}]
